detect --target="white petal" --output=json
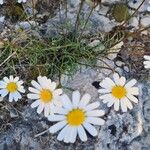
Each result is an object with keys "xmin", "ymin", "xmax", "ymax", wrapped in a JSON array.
[
  {"xmin": 31, "ymin": 100, "xmax": 40, "ymax": 108},
  {"xmin": 31, "ymin": 80, "xmax": 42, "ymax": 90},
  {"xmin": 3, "ymin": 77, "xmax": 9, "ymax": 83},
  {"xmin": 127, "ymin": 87, "xmax": 139, "ymax": 95},
  {"xmin": 123, "ymin": 97, "xmax": 133, "ymax": 110},
  {"xmin": 70, "ymin": 127, "xmax": 77, "ymax": 143},
  {"xmin": 72, "ymin": 90, "xmax": 80, "ymax": 108},
  {"xmin": 0, "ymin": 89, "xmax": 8, "ymax": 97},
  {"xmin": 143, "ymin": 61, "xmax": 150, "ymax": 65},
  {"xmin": 86, "ymin": 117, "xmax": 105, "ymax": 125},
  {"xmin": 18, "ymin": 86, "xmax": 25, "ymax": 93},
  {"xmin": 53, "ymin": 98, "xmax": 62, "ymax": 107},
  {"xmin": 48, "ymin": 115, "xmax": 66, "ymax": 122},
  {"xmin": 86, "ymin": 110, "xmax": 105, "ymax": 117},
  {"xmin": 44, "ymin": 105, "xmax": 50, "ymax": 117},
  {"xmin": 120, "ymin": 99, "xmax": 127, "ymax": 112},
  {"xmin": 37, "ymin": 76, "xmax": 47, "ymax": 88},
  {"xmin": 125, "ymin": 79, "xmax": 137, "ymax": 88},
  {"xmin": 127, "ymin": 94, "xmax": 138, "ymax": 103},
  {"xmin": 9, "ymin": 76, "xmax": 14, "ymax": 81},
  {"xmin": 44, "ymin": 78, "xmax": 52, "ymax": 89},
  {"xmin": 57, "ymin": 125, "xmax": 69, "ymax": 142},
  {"xmin": 83, "ymin": 122, "xmax": 98, "ymax": 136},
  {"xmin": 14, "ymin": 77, "xmax": 19, "ymax": 82},
  {"xmin": 107, "ymin": 98, "xmax": 115, "ymax": 107},
  {"xmin": 144, "ymin": 55, "xmax": 150, "ymax": 60},
  {"xmin": 37, "ymin": 104, "xmax": 44, "ymax": 114},
  {"xmin": 144, "ymin": 64, "xmax": 150, "ymax": 69},
  {"xmin": 61, "ymin": 94, "xmax": 72, "ymax": 110},
  {"xmin": 113, "ymin": 73, "xmax": 120, "ymax": 84},
  {"xmin": 79, "ymin": 93, "xmax": 91, "ymax": 108},
  {"xmin": 0, "ymin": 81, "xmax": 7, "ymax": 88},
  {"xmin": 85, "ymin": 102, "xmax": 100, "ymax": 111},
  {"xmin": 64, "ymin": 126, "xmax": 74, "ymax": 143},
  {"xmin": 28, "ymin": 87, "xmax": 40, "ymax": 94},
  {"xmin": 114, "ymin": 100, "xmax": 120, "ymax": 111},
  {"xmin": 98, "ymin": 88, "xmax": 111, "ymax": 94},
  {"xmin": 100, "ymin": 77, "xmax": 115, "ymax": 89},
  {"xmin": 13, "ymin": 91, "xmax": 22, "ymax": 101},
  {"xmin": 49, "ymin": 121, "xmax": 67, "ymax": 134},
  {"xmin": 9, "ymin": 93, "xmax": 13, "ymax": 102},
  {"xmin": 27, "ymin": 93, "xmax": 40, "ymax": 99},
  {"xmin": 49, "ymin": 104, "xmax": 55, "ymax": 114},
  {"xmin": 77, "ymin": 125, "xmax": 87, "ymax": 142},
  {"xmin": 100, "ymin": 94, "xmax": 116, "ymax": 105},
  {"xmin": 53, "ymin": 89, "xmax": 63, "ymax": 96},
  {"xmin": 17, "ymin": 80, "xmax": 23, "ymax": 85},
  {"xmin": 118, "ymin": 77, "xmax": 126, "ymax": 86},
  {"xmin": 54, "ymin": 107, "xmax": 68, "ymax": 115},
  {"xmin": 99, "ymin": 93, "xmax": 112, "ymax": 100},
  {"xmin": 49, "ymin": 82, "xmax": 56, "ymax": 91}
]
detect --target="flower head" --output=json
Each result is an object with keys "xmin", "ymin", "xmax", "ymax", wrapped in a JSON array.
[
  {"xmin": 48, "ymin": 90, "xmax": 105, "ymax": 143},
  {"xmin": 143, "ymin": 55, "xmax": 150, "ymax": 69},
  {"xmin": 98, "ymin": 73, "xmax": 139, "ymax": 112},
  {"xmin": 27, "ymin": 76, "xmax": 63, "ymax": 117},
  {"xmin": 0, "ymin": 76, "xmax": 25, "ymax": 102}
]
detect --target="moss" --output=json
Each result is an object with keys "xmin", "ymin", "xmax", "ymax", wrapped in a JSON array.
[{"xmin": 112, "ymin": 3, "xmax": 130, "ymax": 22}]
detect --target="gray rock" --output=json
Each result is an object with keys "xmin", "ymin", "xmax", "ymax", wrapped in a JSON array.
[
  {"xmin": 15, "ymin": 21, "xmax": 38, "ymax": 30},
  {"xmin": 128, "ymin": 0, "xmax": 149, "ymax": 12},
  {"xmin": 140, "ymin": 15, "xmax": 150, "ymax": 27}
]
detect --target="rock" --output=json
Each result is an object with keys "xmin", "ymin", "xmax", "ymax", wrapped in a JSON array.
[
  {"xmin": 123, "ymin": 66, "xmax": 130, "ymax": 73},
  {"xmin": 15, "ymin": 21, "xmax": 38, "ymax": 30},
  {"xmin": 129, "ymin": 16, "xmax": 139, "ymax": 29},
  {"xmin": 101, "ymin": 0, "xmax": 121, "ymax": 4},
  {"xmin": 90, "ymin": 14, "xmax": 117, "ymax": 32},
  {"xmin": 97, "ymin": 5, "xmax": 109, "ymax": 15},
  {"xmin": 88, "ymin": 40, "xmax": 100, "ymax": 47},
  {"xmin": 115, "ymin": 60, "xmax": 125, "ymax": 67},
  {"xmin": 108, "ymin": 41, "xmax": 124, "ymax": 59},
  {"xmin": 128, "ymin": 0, "xmax": 149, "ymax": 12},
  {"xmin": 0, "ymin": 41, "xmax": 4, "ymax": 48},
  {"xmin": 140, "ymin": 16, "xmax": 150, "ymax": 27},
  {"xmin": 0, "ymin": 16, "xmax": 5, "ymax": 22},
  {"xmin": 69, "ymin": 0, "xmax": 81, "ymax": 7}
]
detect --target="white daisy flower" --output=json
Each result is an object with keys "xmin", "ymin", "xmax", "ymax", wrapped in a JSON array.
[
  {"xmin": 27, "ymin": 76, "xmax": 63, "ymax": 117},
  {"xmin": 98, "ymin": 73, "xmax": 139, "ymax": 112},
  {"xmin": 48, "ymin": 90, "xmax": 105, "ymax": 143},
  {"xmin": 0, "ymin": 0, "xmax": 3, "ymax": 5},
  {"xmin": 143, "ymin": 55, "xmax": 150, "ymax": 69},
  {"xmin": 0, "ymin": 76, "xmax": 25, "ymax": 102},
  {"xmin": 18, "ymin": 0, "xmax": 27, "ymax": 3}
]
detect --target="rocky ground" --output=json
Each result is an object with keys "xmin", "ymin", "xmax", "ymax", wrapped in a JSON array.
[{"xmin": 0, "ymin": 0, "xmax": 150, "ymax": 150}]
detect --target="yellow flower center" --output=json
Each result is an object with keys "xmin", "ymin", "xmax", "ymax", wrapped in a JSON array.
[
  {"xmin": 40, "ymin": 89, "xmax": 53, "ymax": 103},
  {"xmin": 7, "ymin": 82, "xmax": 18, "ymax": 93},
  {"xmin": 67, "ymin": 109, "xmax": 85, "ymax": 126},
  {"xmin": 112, "ymin": 86, "xmax": 126, "ymax": 99}
]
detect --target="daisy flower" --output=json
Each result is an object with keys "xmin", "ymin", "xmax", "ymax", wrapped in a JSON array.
[
  {"xmin": 0, "ymin": 0, "xmax": 3, "ymax": 5},
  {"xmin": 27, "ymin": 76, "xmax": 63, "ymax": 117},
  {"xmin": 18, "ymin": 0, "xmax": 27, "ymax": 3},
  {"xmin": 143, "ymin": 55, "xmax": 150, "ymax": 69},
  {"xmin": 48, "ymin": 90, "xmax": 105, "ymax": 143},
  {"xmin": 0, "ymin": 76, "xmax": 25, "ymax": 102},
  {"xmin": 98, "ymin": 73, "xmax": 139, "ymax": 112}
]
